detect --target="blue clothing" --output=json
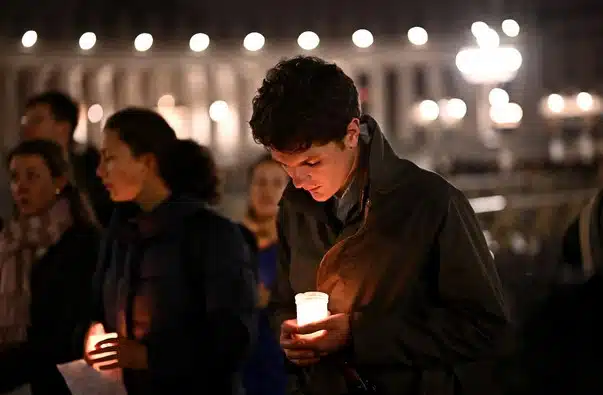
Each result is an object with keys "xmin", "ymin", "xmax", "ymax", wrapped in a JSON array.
[
  {"xmin": 258, "ymin": 243, "xmax": 278, "ymax": 287},
  {"xmin": 244, "ymin": 244, "xmax": 287, "ymax": 395}
]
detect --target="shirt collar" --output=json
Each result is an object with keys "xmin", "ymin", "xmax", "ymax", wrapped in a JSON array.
[{"xmin": 332, "ymin": 126, "xmax": 372, "ymax": 223}]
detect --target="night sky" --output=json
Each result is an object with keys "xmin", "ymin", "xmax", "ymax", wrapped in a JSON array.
[{"xmin": 1, "ymin": 0, "xmax": 601, "ymax": 42}]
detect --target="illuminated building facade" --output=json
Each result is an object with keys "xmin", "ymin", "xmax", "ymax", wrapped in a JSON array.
[{"xmin": 0, "ymin": 0, "xmax": 600, "ymax": 172}]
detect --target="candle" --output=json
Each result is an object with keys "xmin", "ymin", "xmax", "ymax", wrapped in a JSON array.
[{"xmin": 295, "ymin": 292, "xmax": 329, "ymax": 339}]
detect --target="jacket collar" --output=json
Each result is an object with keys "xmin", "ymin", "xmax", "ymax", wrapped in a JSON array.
[{"xmin": 361, "ymin": 114, "xmax": 408, "ymax": 195}]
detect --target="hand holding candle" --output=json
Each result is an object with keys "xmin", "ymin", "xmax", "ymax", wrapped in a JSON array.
[
  {"xmin": 281, "ymin": 311, "xmax": 352, "ymax": 364},
  {"xmin": 281, "ymin": 291, "xmax": 351, "ymax": 366},
  {"xmin": 84, "ymin": 323, "xmax": 148, "ymax": 371}
]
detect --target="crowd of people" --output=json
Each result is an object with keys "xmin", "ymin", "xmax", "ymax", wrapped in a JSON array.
[{"xmin": 0, "ymin": 55, "xmax": 599, "ymax": 395}]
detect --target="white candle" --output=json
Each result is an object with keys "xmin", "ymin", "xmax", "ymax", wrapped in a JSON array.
[{"xmin": 295, "ymin": 292, "xmax": 329, "ymax": 339}]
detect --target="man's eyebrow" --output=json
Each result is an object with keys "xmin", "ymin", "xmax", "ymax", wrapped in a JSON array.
[{"xmin": 303, "ymin": 155, "xmax": 324, "ymax": 164}]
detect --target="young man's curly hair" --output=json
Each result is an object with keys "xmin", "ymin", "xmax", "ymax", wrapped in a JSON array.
[{"xmin": 250, "ymin": 56, "xmax": 361, "ymax": 153}]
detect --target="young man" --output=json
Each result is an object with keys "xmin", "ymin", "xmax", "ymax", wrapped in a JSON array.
[
  {"xmin": 250, "ymin": 56, "xmax": 510, "ymax": 395},
  {"xmin": 22, "ymin": 91, "xmax": 113, "ymax": 226}
]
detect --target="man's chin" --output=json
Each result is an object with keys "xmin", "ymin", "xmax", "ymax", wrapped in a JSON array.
[{"xmin": 308, "ymin": 188, "xmax": 332, "ymax": 202}]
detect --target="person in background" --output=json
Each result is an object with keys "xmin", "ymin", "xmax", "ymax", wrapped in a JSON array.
[
  {"xmin": 242, "ymin": 154, "xmax": 289, "ymax": 395},
  {"xmin": 561, "ymin": 190, "xmax": 603, "ymax": 277},
  {"xmin": 250, "ymin": 56, "xmax": 510, "ymax": 395},
  {"xmin": 0, "ymin": 140, "xmax": 100, "ymax": 395},
  {"xmin": 85, "ymin": 108, "xmax": 256, "ymax": 395},
  {"xmin": 501, "ymin": 191, "xmax": 603, "ymax": 395},
  {"xmin": 22, "ymin": 91, "xmax": 113, "ymax": 226}
]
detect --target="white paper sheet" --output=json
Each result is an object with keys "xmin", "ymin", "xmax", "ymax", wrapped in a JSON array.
[{"xmin": 56, "ymin": 360, "xmax": 127, "ymax": 395}]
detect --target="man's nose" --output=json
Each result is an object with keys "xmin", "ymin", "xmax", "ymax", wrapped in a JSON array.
[
  {"xmin": 289, "ymin": 168, "xmax": 310, "ymax": 188},
  {"xmin": 291, "ymin": 176, "xmax": 304, "ymax": 189}
]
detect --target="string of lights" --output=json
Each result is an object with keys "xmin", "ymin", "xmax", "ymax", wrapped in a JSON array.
[
  {"xmin": 17, "ymin": 28, "xmax": 419, "ymax": 52},
  {"xmin": 13, "ymin": 23, "xmax": 520, "ymax": 52}
]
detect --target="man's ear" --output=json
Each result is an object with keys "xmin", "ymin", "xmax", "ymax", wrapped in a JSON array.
[{"xmin": 344, "ymin": 118, "xmax": 361, "ymax": 149}]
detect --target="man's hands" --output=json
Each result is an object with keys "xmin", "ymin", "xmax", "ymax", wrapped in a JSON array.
[
  {"xmin": 280, "ymin": 313, "xmax": 351, "ymax": 366},
  {"xmin": 86, "ymin": 336, "xmax": 148, "ymax": 370}
]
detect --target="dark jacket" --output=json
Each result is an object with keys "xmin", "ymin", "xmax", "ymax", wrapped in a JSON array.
[
  {"xmin": 92, "ymin": 196, "xmax": 257, "ymax": 395},
  {"xmin": 0, "ymin": 222, "xmax": 100, "ymax": 395},
  {"xmin": 504, "ymin": 274, "xmax": 603, "ymax": 395},
  {"xmin": 562, "ymin": 188, "xmax": 603, "ymax": 275},
  {"xmin": 270, "ymin": 116, "xmax": 510, "ymax": 395},
  {"xmin": 501, "ymin": 189, "xmax": 603, "ymax": 394}
]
